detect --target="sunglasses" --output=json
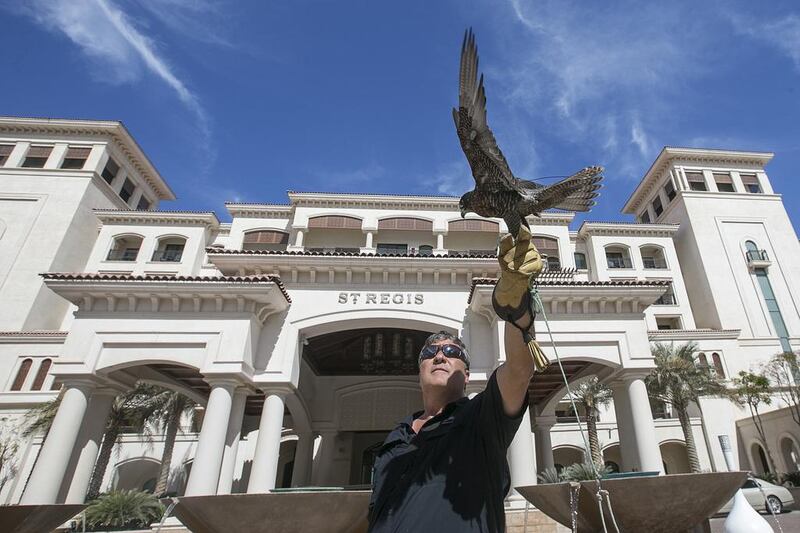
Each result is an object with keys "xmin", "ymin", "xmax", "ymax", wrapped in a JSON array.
[{"xmin": 419, "ymin": 343, "xmax": 468, "ymax": 364}]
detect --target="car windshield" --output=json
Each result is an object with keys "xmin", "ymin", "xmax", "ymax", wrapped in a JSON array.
[{"xmin": 742, "ymin": 480, "xmax": 758, "ymax": 489}]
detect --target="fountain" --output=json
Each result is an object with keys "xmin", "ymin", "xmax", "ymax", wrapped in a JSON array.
[
  {"xmin": 0, "ymin": 503, "xmax": 86, "ymax": 533},
  {"xmin": 166, "ymin": 490, "xmax": 370, "ymax": 533},
  {"xmin": 517, "ymin": 471, "xmax": 747, "ymax": 533}
]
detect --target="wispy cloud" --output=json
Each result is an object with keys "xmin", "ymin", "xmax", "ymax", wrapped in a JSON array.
[
  {"xmin": 13, "ymin": 0, "xmax": 211, "ymax": 149},
  {"xmin": 424, "ymin": 160, "xmax": 472, "ymax": 196},
  {"xmin": 731, "ymin": 13, "xmax": 800, "ymax": 71},
  {"xmin": 134, "ymin": 0, "xmax": 235, "ymax": 48}
]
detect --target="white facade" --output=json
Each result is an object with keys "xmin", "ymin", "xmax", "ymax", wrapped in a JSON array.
[{"xmin": 1, "ymin": 119, "xmax": 799, "ymax": 507}]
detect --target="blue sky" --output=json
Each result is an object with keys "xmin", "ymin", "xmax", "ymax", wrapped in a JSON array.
[{"xmin": 2, "ymin": 0, "xmax": 799, "ymax": 229}]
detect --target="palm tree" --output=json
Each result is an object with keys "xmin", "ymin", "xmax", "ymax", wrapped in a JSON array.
[
  {"xmin": 85, "ymin": 384, "xmax": 163, "ymax": 500},
  {"xmin": 148, "ymin": 390, "xmax": 197, "ymax": 497},
  {"xmin": 646, "ymin": 342, "xmax": 730, "ymax": 473},
  {"xmin": 732, "ymin": 371, "xmax": 776, "ymax": 473},
  {"xmin": 571, "ymin": 377, "xmax": 612, "ymax": 466}
]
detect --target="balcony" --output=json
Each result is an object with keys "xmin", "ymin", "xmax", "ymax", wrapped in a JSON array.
[
  {"xmin": 106, "ymin": 248, "xmax": 139, "ymax": 261},
  {"xmin": 745, "ymin": 249, "xmax": 771, "ymax": 270},
  {"xmin": 151, "ymin": 249, "xmax": 184, "ymax": 262}
]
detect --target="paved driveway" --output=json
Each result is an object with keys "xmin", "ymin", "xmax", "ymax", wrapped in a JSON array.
[{"xmin": 709, "ymin": 510, "xmax": 798, "ymax": 532}]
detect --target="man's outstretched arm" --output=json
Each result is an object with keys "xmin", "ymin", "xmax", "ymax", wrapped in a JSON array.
[{"xmin": 496, "ymin": 314, "xmax": 535, "ymax": 416}]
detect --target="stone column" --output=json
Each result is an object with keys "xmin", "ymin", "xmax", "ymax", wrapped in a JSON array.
[
  {"xmin": 294, "ymin": 230, "xmax": 304, "ymax": 247},
  {"xmin": 311, "ymin": 430, "xmax": 338, "ymax": 486},
  {"xmin": 216, "ymin": 388, "xmax": 249, "ymax": 494},
  {"xmin": 434, "ymin": 232, "xmax": 446, "ymax": 254},
  {"xmin": 291, "ymin": 432, "xmax": 314, "ymax": 487},
  {"xmin": 533, "ymin": 416, "xmax": 556, "ymax": 474},
  {"xmin": 247, "ymin": 392, "xmax": 286, "ymax": 493},
  {"xmin": 64, "ymin": 390, "xmax": 117, "ymax": 503},
  {"xmin": 21, "ymin": 381, "xmax": 94, "ymax": 504},
  {"xmin": 508, "ymin": 407, "xmax": 536, "ymax": 497},
  {"xmin": 612, "ymin": 376, "xmax": 663, "ymax": 473},
  {"xmin": 185, "ymin": 379, "xmax": 237, "ymax": 496},
  {"xmin": 364, "ymin": 231, "xmax": 373, "ymax": 249}
]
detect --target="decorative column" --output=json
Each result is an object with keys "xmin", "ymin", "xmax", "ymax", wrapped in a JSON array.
[
  {"xmin": 21, "ymin": 381, "xmax": 94, "ymax": 504},
  {"xmin": 434, "ymin": 232, "xmax": 446, "ymax": 255},
  {"xmin": 64, "ymin": 389, "xmax": 117, "ymax": 503},
  {"xmin": 247, "ymin": 392, "xmax": 286, "ymax": 493},
  {"xmin": 533, "ymin": 416, "xmax": 556, "ymax": 474},
  {"xmin": 365, "ymin": 231, "xmax": 373, "ymax": 249},
  {"xmin": 185, "ymin": 379, "xmax": 237, "ymax": 496},
  {"xmin": 508, "ymin": 407, "xmax": 536, "ymax": 498},
  {"xmin": 612, "ymin": 375, "xmax": 663, "ymax": 473},
  {"xmin": 216, "ymin": 388, "xmax": 249, "ymax": 494},
  {"xmin": 311, "ymin": 430, "xmax": 338, "ymax": 486},
  {"xmin": 291, "ymin": 432, "xmax": 314, "ymax": 487}
]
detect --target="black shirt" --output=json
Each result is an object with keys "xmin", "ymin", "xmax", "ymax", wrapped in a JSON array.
[{"xmin": 368, "ymin": 369, "xmax": 526, "ymax": 532}]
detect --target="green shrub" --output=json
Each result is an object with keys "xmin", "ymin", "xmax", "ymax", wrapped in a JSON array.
[
  {"xmin": 561, "ymin": 462, "xmax": 611, "ymax": 482},
  {"xmin": 537, "ymin": 467, "xmax": 562, "ymax": 484},
  {"xmin": 782, "ymin": 471, "xmax": 800, "ymax": 486},
  {"xmin": 758, "ymin": 471, "xmax": 779, "ymax": 485},
  {"xmin": 85, "ymin": 490, "xmax": 164, "ymax": 531}
]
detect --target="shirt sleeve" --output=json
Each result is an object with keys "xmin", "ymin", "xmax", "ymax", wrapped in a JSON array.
[{"xmin": 476, "ymin": 368, "xmax": 528, "ymax": 450}]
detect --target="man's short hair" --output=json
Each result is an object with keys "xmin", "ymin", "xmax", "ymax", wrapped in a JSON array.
[{"xmin": 419, "ymin": 331, "xmax": 470, "ymax": 370}]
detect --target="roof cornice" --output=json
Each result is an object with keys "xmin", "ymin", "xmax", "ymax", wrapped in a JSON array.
[
  {"xmin": 623, "ymin": 146, "xmax": 774, "ymax": 214},
  {"xmin": 225, "ymin": 203, "xmax": 293, "ymax": 219},
  {"xmin": 648, "ymin": 328, "xmax": 741, "ymax": 341},
  {"xmin": 577, "ymin": 221, "xmax": 679, "ymax": 238},
  {"xmin": 94, "ymin": 209, "xmax": 220, "ymax": 227},
  {"xmin": 0, "ymin": 331, "xmax": 68, "ymax": 344},
  {"xmin": 0, "ymin": 116, "xmax": 175, "ymax": 201}
]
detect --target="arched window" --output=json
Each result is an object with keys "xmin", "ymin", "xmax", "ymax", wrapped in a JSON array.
[
  {"xmin": 307, "ymin": 215, "xmax": 362, "ymax": 229},
  {"xmin": 107, "ymin": 235, "xmax": 143, "ymax": 261},
  {"xmin": 378, "ymin": 217, "xmax": 432, "ymax": 231},
  {"xmin": 604, "ymin": 245, "xmax": 632, "ymax": 269},
  {"xmin": 574, "ymin": 252, "xmax": 587, "ymax": 270},
  {"xmin": 532, "ymin": 236, "xmax": 560, "ymax": 270},
  {"xmin": 697, "ymin": 352, "xmax": 709, "ymax": 369},
  {"xmin": 30, "ymin": 359, "xmax": 52, "ymax": 391},
  {"xmin": 11, "ymin": 358, "xmax": 33, "ymax": 391},
  {"xmin": 243, "ymin": 230, "xmax": 289, "ymax": 251},
  {"xmin": 712, "ymin": 353, "xmax": 725, "ymax": 378},
  {"xmin": 152, "ymin": 236, "xmax": 186, "ymax": 262},
  {"xmin": 640, "ymin": 245, "xmax": 668, "ymax": 269}
]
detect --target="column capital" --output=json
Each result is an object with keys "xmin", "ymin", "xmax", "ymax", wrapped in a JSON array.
[
  {"xmin": 203, "ymin": 375, "xmax": 245, "ymax": 389},
  {"xmin": 608, "ymin": 369, "xmax": 652, "ymax": 387},
  {"xmin": 533, "ymin": 415, "xmax": 558, "ymax": 429},
  {"xmin": 255, "ymin": 384, "xmax": 294, "ymax": 398},
  {"xmin": 60, "ymin": 377, "xmax": 102, "ymax": 392}
]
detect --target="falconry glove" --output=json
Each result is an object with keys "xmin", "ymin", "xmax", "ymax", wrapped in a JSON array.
[{"xmin": 492, "ymin": 226, "xmax": 550, "ymax": 372}]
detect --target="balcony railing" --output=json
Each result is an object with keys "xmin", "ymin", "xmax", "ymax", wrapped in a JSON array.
[
  {"xmin": 643, "ymin": 257, "xmax": 668, "ymax": 269},
  {"xmin": 151, "ymin": 249, "xmax": 184, "ymax": 262},
  {"xmin": 606, "ymin": 257, "xmax": 633, "ymax": 269},
  {"xmin": 746, "ymin": 249, "xmax": 769, "ymax": 262},
  {"xmin": 106, "ymin": 249, "xmax": 139, "ymax": 261},
  {"xmin": 307, "ymin": 247, "xmax": 361, "ymax": 254}
]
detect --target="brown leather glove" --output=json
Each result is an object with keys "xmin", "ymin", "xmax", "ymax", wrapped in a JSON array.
[{"xmin": 492, "ymin": 226, "xmax": 543, "ymax": 324}]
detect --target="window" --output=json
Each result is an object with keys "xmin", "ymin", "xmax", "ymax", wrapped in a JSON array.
[
  {"xmin": 377, "ymin": 243, "xmax": 408, "ymax": 255},
  {"xmin": 652, "ymin": 196, "xmax": 663, "ymax": 217},
  {"xmin": 714, "ymin": 173, "xmax": 735, "ymax": 192},
  {"xmin": 640, "ymin": 210, "xmax": 651, "ymax": 224},
  {"xmin": 119, "ymin": 178, "xmax": 136, "ymax": 203},
  {"xmin": 686, "ymin": 172, "xmax": 707, "ymax": 191},
  {"xmin": 664, "ymin": 180, "xmax": 676, "ymax": 201},
  {"xmin": 574, "ymin": 252, "xmax": 587, "ymax": 270},
  {"xmin": 605, "ymin": 246, "xmax": 632, "ymax": 268},
  {"xmin": 741, "ymin": 174, "xmax": 762, "ymax": 194},
  {"xmin": 60, "ymin": 146, "xmax": 91, "ymax": 169},
  {"xmin": 242, "ymin": 230, "xmax": 289, "ymax": 251},
  {"xmin": 152, "ymin": 237, "xmax": 186, "ymax": 262},
  {"xmin": 418, "ymin": 245, "xmax": 433, "ymax": 256},
  {"xmin": 31, "ymin": 359, "xmax": 52, "ymax": 391},
  {"xmin": 712, "ymin": 353, "xmax": 725, "ymax": 378},
  {"xmin": 11, "ymin": 358, "xmax": 33, "ymax": 391},
  {"xmin": 377, "ymin": 217, "xmax": 433, "ymax": 231},
  {"xmin": 107, "ymin": 235, "xmax": 143, "ymax": 261},
  {"xmin": 102, "ymin": 158, "xmax": 120, "ymax": 184},
  {"xmin": 641, "ymin": 246, "xmax": 668, "ymax": 269},
  {"xmin": 0, "ymin": 144, "xmax": 13, "ymax": 166},
  {"xmin": 136, "ymin": 196, "xmax": 151, "ymax": 211},
  {"xmin": 532, "ymin": 236, "xmax": 559, "ymax": 270},
  {"xmin": 656, "ymin": 317, "xmax": 682, "ymax": 330},
  {"xmin": 654, "ymin": 286, "xmax": 676, "ymax": 305},
  {"xmin": 744, "ymin": 240, "xmax": 769, "ymax": 262},
  {"xmin": 697, "ymin": 353, "xmax": 709, "ymax": 369},
  {"xmin": 21, "ymin": 145, "xmax": 53, "ymax": 168}
]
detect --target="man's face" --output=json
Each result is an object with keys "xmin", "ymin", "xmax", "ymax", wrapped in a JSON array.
[{"xmin": 418, "ymin": 340, "xmax": 470, "ymax": 394}]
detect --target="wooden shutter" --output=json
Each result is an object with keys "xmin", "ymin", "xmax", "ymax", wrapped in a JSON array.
[
  {"xmin": 448, "ymin": 219, "xmax": 500, "ymax": 232},
  {"xmin": 31, "ymin": 359, "xmax": 52, "ymax": 391},
  {"xmin": 378, "ymin": 217, "xmax": 433, "ymax": 231},
  {"xmin": 27, "ymin": 145, "xmax": 53, "ymax": 157},
  {"xmin": 11, "ymin": 359, "xmax": 33, "ymax": 391},
  {"xmin": 308, "ymin": 216, "xmax": 362, "ymax": 229},
  {"xmin": 244, "ymin": 230, "xmax": 289, "ymax": 244},
  {"xmin": 66, "ymin": 146, "xmax": 91, "ymax": 158},
  {"xmin": 0, "ymin": 144, "xmax": 13, "ymax": 156}
]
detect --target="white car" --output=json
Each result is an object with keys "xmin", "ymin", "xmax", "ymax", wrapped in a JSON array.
[{"xmin": 717, "ymin": 478, "xmax": 795, "ymax": 514}]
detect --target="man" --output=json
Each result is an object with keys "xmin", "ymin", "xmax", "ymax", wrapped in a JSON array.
[{"xmin": 368, "ymin": 227, "xmax": 542, "ymax": 532}]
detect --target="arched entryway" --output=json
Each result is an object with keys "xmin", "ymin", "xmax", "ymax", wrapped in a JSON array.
[
  {"xmin": 602, "ymin": 444, "xmax": 621, "ymax": 473},
  {"xmin": 112, "ymin": 457, "xmax": 160, "ymax": 493},
  {"xmin": 553, "ymin": 446, "xmax": 585, "ymax": 472},
  {"xmin": 780, "ymin": 436, "xmax": 800, "ymax": 472},
  {"xmin": 751, "ymin": 442, "xmax": 771, "ymax": 474},
  {"xmin": 660, "ymin": 441, "xmax": 691, "ymax": 474}
]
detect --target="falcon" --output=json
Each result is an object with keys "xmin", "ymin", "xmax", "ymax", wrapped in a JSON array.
[{"xmin": 454, "ymin": 29, "xmax": 603, "ymax": 238}]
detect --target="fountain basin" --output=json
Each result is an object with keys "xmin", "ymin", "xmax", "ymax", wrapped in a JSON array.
[
  {"xmin": 516, "ymin": 471, "xmax": 747, "ymax": 533},
  {"xmin": 0, "ymin": 503, "xmax": 86, "ymax": 533},
  {"xmin": 170, "ymin": 490, "xmax": 370, "ymax": 533}
]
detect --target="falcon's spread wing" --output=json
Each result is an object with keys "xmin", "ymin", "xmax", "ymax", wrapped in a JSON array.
[
  {"xmin": 453, "ymin": 29, "xmax": 520, "ymax": 193},
  {"xmin": 530, "ymin": 166, "xmax": 603, "ymax": 213}
]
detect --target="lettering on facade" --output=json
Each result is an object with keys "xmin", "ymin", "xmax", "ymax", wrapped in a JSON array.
[{"xmin": 337, "ymin": 292, "xmax": 424, "ymax": 305}]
